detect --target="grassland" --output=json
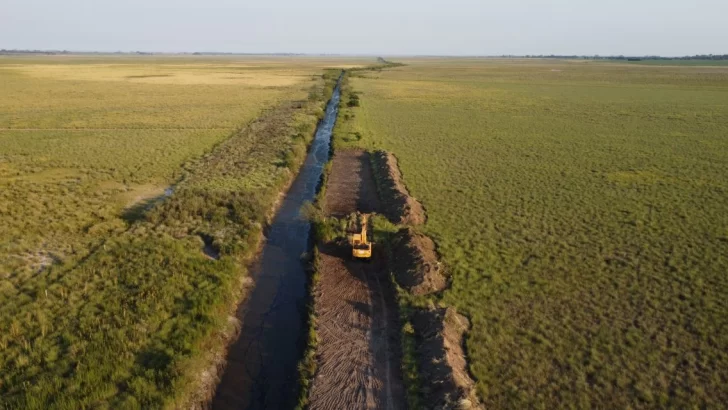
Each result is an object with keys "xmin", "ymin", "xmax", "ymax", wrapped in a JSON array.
[
  {"xmin": 0, "ymin": 55, "xmax": 362, "ymax": 408},
  {"xmin": 0, "ymin": 56, "xmax": 366, "ymax": 277},
  {"xmin": 335, "ymin": 59, "xmax": 728, "ymax": 407}
]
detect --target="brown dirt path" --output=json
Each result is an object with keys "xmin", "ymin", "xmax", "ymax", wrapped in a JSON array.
[
  {"xmin": 324, "ymin": 149, "xmax": 381, "ymax": 216},
  {"xmin": 309, "ymin": 149, "xmax": 405, "ymax": 410}
]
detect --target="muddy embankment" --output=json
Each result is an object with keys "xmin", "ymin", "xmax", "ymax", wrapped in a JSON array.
[
  {"xmin": 308, "ymin": 149, "xmax": 406, "ymax": 409},
  {"xmin": 371, "ymin": 150, "xmax": 482, "ymax": 410},
  {"xmin": 370, "ymin": 151, "xmax": 426, "ymax": 226}
]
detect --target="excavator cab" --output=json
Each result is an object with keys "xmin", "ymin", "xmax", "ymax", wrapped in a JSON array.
[{"xmin": 348, "ymin": 213, "xmax": 372, "ymax": 259}]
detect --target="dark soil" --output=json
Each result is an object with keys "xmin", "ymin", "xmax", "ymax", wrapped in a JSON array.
[
  {"xmin": 325, "ymin": 149, "xmax": 381, "ymax": 216},
  {"xmin": 371, "ymin": 150, "xmax": 426, "ymax": 225},
  {"xmin": 309, "ymin": 245, "xmax": 406, "ymax": 410},
  {"xmin": 391, "ymin": 228, "xmax": 448, "ymax": 296},
  {"xmin": 411, "ymin": 308, "xmax": 482, "ymax": 410},
  {"xmin": 370, "ymin": 151, "xmax": 479, "ymax": 408}
]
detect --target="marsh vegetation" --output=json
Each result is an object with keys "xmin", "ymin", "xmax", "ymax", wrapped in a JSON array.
[
  {"xmin": 0, "ymin": 56, "xmax": 353, "ymax": 408},
  {"xmin": 336, "ymin": 59, "xmax": 728, "ymax": 407}
]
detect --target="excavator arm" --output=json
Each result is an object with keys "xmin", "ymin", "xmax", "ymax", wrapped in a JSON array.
[{"xmin": 349, "ymin": 213, "xmax": 372, "ymax": 259}]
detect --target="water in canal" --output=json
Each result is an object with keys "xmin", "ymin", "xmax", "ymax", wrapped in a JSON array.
[{"xmin": 212, "ymin": 78, "xmax": 341, "ymax": 409}]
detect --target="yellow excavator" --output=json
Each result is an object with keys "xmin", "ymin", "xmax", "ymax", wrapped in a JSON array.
[{"xmin": 348, "ymin": 213, "xmax": 372, "ymax": 259}]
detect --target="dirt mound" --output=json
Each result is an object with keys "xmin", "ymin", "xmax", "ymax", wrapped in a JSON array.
[
  {"xmin": 392, "ymin": 228, "xmax": 447, "ymax": 295},
  {"xmin": 411, "ymin": 308, "xmax": 482, "ymax": 410},
  {"xmin": 371, "ymin": 150, "xmax": 426, "ymax": 225}
]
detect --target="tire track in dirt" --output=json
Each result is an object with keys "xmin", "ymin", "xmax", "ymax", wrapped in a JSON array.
[
  {"xmin": 324, "ymin": 150, "xmax": 380, "ymax": 217},
  {"xmin": 309, "ymin": 149, "xmax": 405, "ymax": 410}
]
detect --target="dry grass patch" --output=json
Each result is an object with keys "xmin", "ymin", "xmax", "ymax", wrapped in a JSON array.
[{"xmin": 12, "ymin": 64, "xmax": 311, "ymax": 86}]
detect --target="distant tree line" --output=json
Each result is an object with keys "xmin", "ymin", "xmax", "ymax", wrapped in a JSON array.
[
  {"xmin": 3, "ymin": 49, "xmax": 724, "ymax": 61},
  {"xmin": 0, "ymin": 49, "xmax": 157, "ymax": 55},
  {"xmin": 376, "ymin": 57, "xmax": 406, "ymax": 68},
  {"xmin": 0, "ymin": 49, "xmax": 345, "ymax": 57},
  {"xmin": 511, "ymin": 54, "xmax": 728, "ymax": 61},
  {"xmin": 191, "ymin": 52, "xmax": 307, "ymax": 56},
  {"xmin": 0, "ymin": 49, "xmax": 72, "ymax": 55}
]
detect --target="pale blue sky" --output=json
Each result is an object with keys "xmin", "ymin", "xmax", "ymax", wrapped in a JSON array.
[{"xmin": 1, "ymin": 0, "xmax": 726, "ymax": 56}]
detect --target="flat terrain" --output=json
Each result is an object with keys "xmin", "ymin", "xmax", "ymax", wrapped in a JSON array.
[
  {"xmin": 337, "ymin": 59, "xmax": 728, "ymax": 407},
  {"xmin": 309, "ymin": 149, "xmax": 405, "ymax": 409},
  {"xmin": 312, "ymin": 246, "xmax": 405, "ymax": 410},
  {"xmin": 324, "ymin": 149, "xmax": 381, "ymax": 216},
  {"xmin": 0, "ymin": 56, "xmax": 363, "ymax": 408},
  {"xmin": 0, "ymin": 55, "xmax": 366, "ymax": 276}
]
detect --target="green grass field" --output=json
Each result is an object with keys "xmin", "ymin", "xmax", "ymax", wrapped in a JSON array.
[
  {"xmin": 336, "ymin": 59, "xmax": 728, "ymax": 407},
  {"xmin": 0, "ymin": 56, "xmax": 358, "ymax": 408},
  {"xmin": 0, "ymin": 56, "xmax": 362, "ymax": 275}
]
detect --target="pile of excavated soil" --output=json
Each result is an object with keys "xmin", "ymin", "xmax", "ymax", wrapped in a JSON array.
[
  {"xmin": 411, "ymin": 308, "xmax": 482, "ymax": 410},
  {"xmin": 309, "ymin": 245, "xmax": 406, "ymax": 409},
  {"xmin": 391, "ymin": 228, "xmax": 447, "ymax": 296},
  {"xmin": 324, "ymin": 149, "xmax": 381, "ymax": 216},
  {"xmin": 371, "ymin": 150, "xmax": 426, "ymax": 225}
]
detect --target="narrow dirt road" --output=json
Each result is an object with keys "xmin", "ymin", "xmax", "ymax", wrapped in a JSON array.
[{"xmin": 309, "ymin": 149, "xmax": 406, "ymax": 410}]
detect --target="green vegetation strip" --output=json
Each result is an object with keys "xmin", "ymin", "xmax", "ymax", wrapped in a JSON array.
[
  {"xmin": 371, "ymin": 215, "xmax": 424, "ymax": 410},
  {"xmin": 0, "ymin": 71, "xmax": 340, "ymax": 409},
  {"xmin": 294, "ymin": 247, "xmax": 321, "ymax": 410},
  {"xmin": 294, "ymin": 90, "xmax": 339, "ymax": 407}
]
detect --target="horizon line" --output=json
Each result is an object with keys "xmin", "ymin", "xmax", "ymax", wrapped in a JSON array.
[{"xmin": 1, "ymin": 49, "xmax": 727, "ymax": 59}]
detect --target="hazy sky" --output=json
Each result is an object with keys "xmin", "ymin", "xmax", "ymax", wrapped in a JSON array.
[{"xmin": 2, "ymin": 0, "xmax": 726, "ymax": 56}]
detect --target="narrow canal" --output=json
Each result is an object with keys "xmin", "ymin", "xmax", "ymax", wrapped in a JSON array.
[{"xmin": 211, "ymin": 77, "xmax": 341, "ymax": 410}]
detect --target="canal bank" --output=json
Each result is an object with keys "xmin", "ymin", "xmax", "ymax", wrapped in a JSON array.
[{"xmin": 211, "ymin": 76, "xmax": 341, "ymax": 410}]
